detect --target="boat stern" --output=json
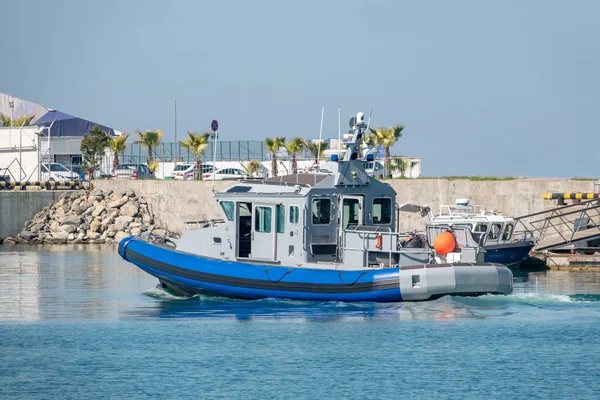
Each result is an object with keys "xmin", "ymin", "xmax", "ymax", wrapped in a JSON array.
[{"xmin": 399, "ymin": 263, "xmax": 513, "ymax": 301}]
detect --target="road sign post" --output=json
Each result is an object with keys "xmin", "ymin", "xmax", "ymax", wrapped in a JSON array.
[{"xmin": 211, "ymin": 120, "xmax": 219, "ymax": 191}]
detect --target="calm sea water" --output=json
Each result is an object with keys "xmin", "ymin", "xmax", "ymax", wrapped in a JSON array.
[{"xmin": 1, "ymin": 245, "xmax": 600, "ymax": 399}]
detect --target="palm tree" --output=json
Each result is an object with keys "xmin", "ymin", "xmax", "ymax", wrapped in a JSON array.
[
  {"xmin": 305, "ymin": 141, "xmax": 328, "ymax": 164},
  {"xmin": 180, "ymin": 131, "xmax": 211, "ymax": 180},
  {"xmin": 246, "ymin": 160, "xmax": 262, "ymax": 177},
  {"xmin": 369, "ymin": 124, "xmax": 404, "ymax": 178},
  {"xmin": 285, "ymin": 137, "xmax": 306, "ymax": 174},
  {"xmin": 264, "ymin": 136, "xmax": 286, "ymax": 177},
  {"xmin": 134, "ymin": 129, "xmax": 164, "ymax": 163},
  {"xmin": 391, "ymin": 158, "xmax": 419, "ymax": 178},
  {"xmin": 0, "ymin": 113, "xmax": 35, "ymax": 127},
  {"xmin": 108, "ymin": 133, "xmax": 130, "ymax": 174},
  {"xmin": 147, "ymin": 160, "xmax": 159, "ymax": 174}
]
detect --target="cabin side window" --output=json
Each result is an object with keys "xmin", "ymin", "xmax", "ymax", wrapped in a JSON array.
[
  {"xmin": 255, "ymin": 206, "xmax": 272, "ymax": 233},
  {"xmin": 276, "ymin": 204, "xmax": 285, "ymax": 233},
  {"xmin": 312, "ymin": 198, "xmax": 331, "ymax": 225},
  {"xmin": 289, "ymin": 205, "xmax": 299, "ymax": 224},
  {"xmin": 489, "ymin": 223, "xmax": 502, "ymax": 239},
  {"xmin": 220, "ymin": 201, "xmax": 235, "ymax": 221},
  {"xmin": 502, "ymin": 224, "xmax": 514, "ymax": 240},
  {"xmin": 474, "ymin": 224, "xmax": 488, "ymax": 233},
  {"xmin": 372, "ymin": 198, "xmax": 392, "ymax": 224}
]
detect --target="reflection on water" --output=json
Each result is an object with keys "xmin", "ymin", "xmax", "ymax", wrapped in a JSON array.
[
  {"xmin": 1, "ymin": 245, "xmax": 600, "ymax": 322},
  {"xmin": 0, "ymin": 245, "xmax": 155, "ymax": 321}
]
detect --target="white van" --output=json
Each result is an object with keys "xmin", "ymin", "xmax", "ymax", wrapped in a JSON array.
[
  {"xmin": 171, "ymin": 163, "xmax": 215, "ymax": 180},
  {"xmin": 362, "ymin": 160, "xmax": 385, "ymax": 178}
]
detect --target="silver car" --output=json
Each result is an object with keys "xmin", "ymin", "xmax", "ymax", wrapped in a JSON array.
[
  {"xmin": 204, "ymin": 168, "xmax": 249, "ymax": 180},
  {"xmin": 40, "ymin": 163, "xmax": 80, "ymax": 182},
  {"xmin": 114, "ymin": 164, "xmax": 155, "ymax": 180}
]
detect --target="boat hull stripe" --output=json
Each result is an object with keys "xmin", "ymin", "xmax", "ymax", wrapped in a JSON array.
[{"xmin": 125, "ymin": 246, "xmax": 399, "ymax": 294}]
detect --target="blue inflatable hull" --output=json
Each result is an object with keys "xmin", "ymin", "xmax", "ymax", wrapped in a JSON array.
[
  {"xmin": 119, "ymin": 237, "xmax": 403, "ymax": 302},
  {"xmin": 483, "ymin": 241, "xmax": 535, "ymax": 267}
]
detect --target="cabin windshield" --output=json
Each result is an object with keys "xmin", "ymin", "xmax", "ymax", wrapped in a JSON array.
[
  {"xmin": 474, "ymin": 223, "xmax": 488, "ymax": 233},
  {"xmin": 373, "ymin": 198, "xmax": 392, "ymax": 224},
  {"xmin": 489, "ymin": 223, "xmax": 502, "ymax": 239}
]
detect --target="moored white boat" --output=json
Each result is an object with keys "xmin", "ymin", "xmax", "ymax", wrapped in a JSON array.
[{"xmin": 428, "ymin": 200, "xmax": 535, "ymax": 267}]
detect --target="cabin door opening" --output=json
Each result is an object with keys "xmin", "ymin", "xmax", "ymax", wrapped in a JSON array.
[
  {"xmin": 338, "ymin": 195, "xmax": 364, "ymax": 259},
  {"xmin": 251, "ymin": 203, "xmax": 276, "ymax": 260},
  {"xmin": 237, "ymin": 202, "xmax": 253, "ymax": 258}
]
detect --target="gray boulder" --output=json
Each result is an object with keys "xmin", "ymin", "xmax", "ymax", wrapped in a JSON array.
[
  {"xmin": 120, "ymin": 201, "xmax": 139, "ymax": 218},
  {"xmin": 108, "ymin": 196, "xmax": 129, "ymax": 209},
  {"xmin": 92, "ymin": 204, "xmax": 106, "ymax": 218},
  {"xmin": 61, "ymin": 214, "xmax": 81, "ymax": 225},
  {"xmin": 89, "ymin": 220, "xmax": 101, "ymax": 233},
  {"xmin": 60, "ymin": 224, "xmax": 77, "ymax": 234},
  {"xmin": 114, "ymin": 215, "xmax": 134, "ymax": 231},
  {"xmin": 86, "ymin": 231, "xmax": 101, "ymax": 240},
  {"xmin": 52, "ymin": 232, "xmax": 68, "ymax": 244},
  {"xmin": 30, "ymin": 223, "xmax": 45, "ymax": 233},
  {"xmin": 2, "ymin": 237, "xmax": 16, "ymax": 245},
  {"xmin": 21, "ymin": 231, "xmax": 36, "ymax": 241}
]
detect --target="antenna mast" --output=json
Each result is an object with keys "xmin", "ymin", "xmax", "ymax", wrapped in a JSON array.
[
  {"xmin": 365, "ymin": 109, "xmax": 373, "ymax": 134},
  {"xmin": 317, "ymin": 106, "xmax": 324, "ymax": 167},
  {"xmin": 338, "ymin": 106, "xmax": 341, "ymax": 156}
]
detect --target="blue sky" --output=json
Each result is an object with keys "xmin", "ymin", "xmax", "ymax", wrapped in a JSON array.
[{"xmin": 1, "ymin": 0, "xmax": 598, "ymax": 177}]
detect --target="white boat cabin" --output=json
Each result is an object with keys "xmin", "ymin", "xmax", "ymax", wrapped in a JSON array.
[{"xmin": 429, "ymin": 201, "xmax": 517, "ymax": 246}]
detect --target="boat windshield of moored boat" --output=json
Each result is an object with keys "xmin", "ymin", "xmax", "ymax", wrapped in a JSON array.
[{"xmin": 118, "ymin": 112, "xmax": 513, "ymax": 302}]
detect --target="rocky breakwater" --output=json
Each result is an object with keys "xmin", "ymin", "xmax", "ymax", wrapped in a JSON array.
[{"xmin": 2, "ymin": 188, "xmax": 170, "ymax": 245}]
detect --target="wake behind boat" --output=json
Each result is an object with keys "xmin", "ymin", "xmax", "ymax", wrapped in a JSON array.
[{"xmin": 119, "ymin": 112, "xmax": 513, "ymax": 302}]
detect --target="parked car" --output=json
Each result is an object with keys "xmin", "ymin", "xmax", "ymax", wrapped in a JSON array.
[
  {"xmin": 64, "ymin": 165, "xmax": 86, "ymax": 181},
  {"xmin": 171, "ymin": 163, "xmax": 215, "ymax": 180},
  {"xmin": 204, "ymin": 168, "xmax": 249, "ymax": 180},
  {"xmin": 114, "ymin": 164, "xmax": 155, "ymax": 180},
  {"xmin": 40, "ymin": 163, "xmax": 80, "ymax": 182},
  {"xmin": 362, "ymin": 160, "xmax": 385, "ymax": 178}
]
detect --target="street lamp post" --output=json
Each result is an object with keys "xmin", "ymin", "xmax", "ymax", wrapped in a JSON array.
[{"xmin": 8, "ymin": 100, "xmax": 14, "ymax": 126}]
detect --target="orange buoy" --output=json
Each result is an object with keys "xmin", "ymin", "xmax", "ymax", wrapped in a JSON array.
[
  {"xmin": 434, "ymin": 232, "xmax": 456, "ymax": 255},
  {"xmin": 375, "ymin": 234, "xmax": 382, "ymax": 249}
]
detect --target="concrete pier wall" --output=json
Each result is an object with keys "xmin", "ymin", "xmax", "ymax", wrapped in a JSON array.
[
  {"xmin": 92, "ymin": 178, "xmax": 597, "ymax": 235},
  {"xmin": 0, "ymin": 190, "xmax": 77, "ymax": 239}
]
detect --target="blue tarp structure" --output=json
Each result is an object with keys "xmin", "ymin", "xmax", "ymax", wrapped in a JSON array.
[{"xmin": 34, "ymin": 110, "xmax": 115, "ymax": 137}]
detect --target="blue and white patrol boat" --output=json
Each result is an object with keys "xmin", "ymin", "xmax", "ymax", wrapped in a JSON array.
[{"xmin": 119, "ymin": 113, "xmax": 513, "ymax": 302}]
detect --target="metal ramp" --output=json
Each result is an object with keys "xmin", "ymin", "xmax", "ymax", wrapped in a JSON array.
[{"xmin": 513, "ymin": 199, "xmax": 600, "ymax": 251}]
